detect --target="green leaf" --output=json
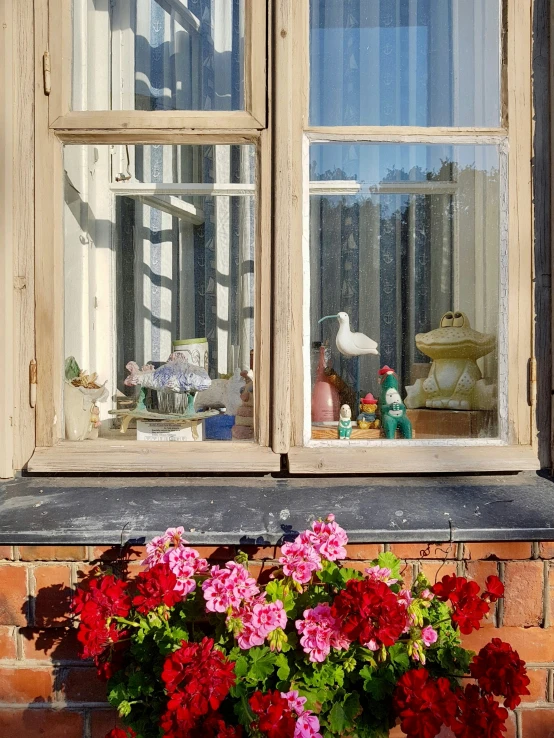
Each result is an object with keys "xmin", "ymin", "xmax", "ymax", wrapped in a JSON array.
[
  {"xmin": 328, "ymin": 702, "xmax": 346, "ymax": 733},
  {"xmin": 275, "ymin": 653, "xmax": 291, "ymax": 681},
  {"xmin": 340, "ymin": 567, "xmax": 364, "ymax": 583},
  {"xmin": 234, "ymin": 655, "xmax": 249, "ymax": 678},
  {"xmin": 247, "ymin": 647, "xmax": 277, "ymax": 683},
  {"xmin": 343, "ymin": 692, "xmax": 362, "ymax": 723},
  {"xmin": 64, "ymin": 356, "xmax": 81, "ymax": 380},
  {"xmin": 376, "ymin": 552, "xmax": 402, "ymax": 581},
  {"xmin": 388, "ymin": 643, "xmax": 410, "ymax": 671},
  {"xmin": 118, "ymin": 700, "xmax": 132, "ymax": 718}
]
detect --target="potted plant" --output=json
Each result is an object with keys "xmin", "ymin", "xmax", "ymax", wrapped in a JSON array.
[{"xmin": 74, "ymin": 517, "xmax": 529, "ymax": 738}]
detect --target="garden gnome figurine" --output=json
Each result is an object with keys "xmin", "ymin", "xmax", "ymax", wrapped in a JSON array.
[
  {"xmin": 378, "ymin": 366, "xmax": 412, "ymax": 439},
  {"xmin": 338, "ymin": 404, "xmax": 353, "ymax": 439},
  {"xmin": 357, "ymin": 392, "xmax": 380, "ymax": 430}
]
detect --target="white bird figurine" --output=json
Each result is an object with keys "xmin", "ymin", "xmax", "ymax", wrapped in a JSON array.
[{"xmin": 318, "ymin": 312, "xmax": 379, "ymax": 358}]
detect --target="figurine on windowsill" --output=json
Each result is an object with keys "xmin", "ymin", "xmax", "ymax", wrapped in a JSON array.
[
  {"xmin": 378, "ymin": 366, "xmax": 412, "ymax": 440},
  {"xmin": 338, "ymin": 404, "xmax": 353, "ymax": 439},
  {"xmin": 357, "ymin": 392, "xmax": 380, "ymax": 430}
]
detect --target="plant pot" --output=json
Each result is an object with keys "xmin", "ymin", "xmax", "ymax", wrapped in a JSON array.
[{"xmin": 64, "ymin": 381, "xmax": 108, "ymax": 441}]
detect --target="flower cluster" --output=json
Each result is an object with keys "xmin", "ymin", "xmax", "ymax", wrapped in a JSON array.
[
  {"xmin": 331, "ymin": 577, "xmax": 409, "ymax": 650},
  {"xmin": 432, "ymin": 574, "xmax": 504, "ymax": 634},
  {"xmin": 249, "ymin": 690, "xmax": 321, "ymax": 738},
  {"xmin": 72, "ymin": 573, "xmax": 131, "ymax": 679},
  {"xmin": 470, "ymin": 638, "xmax": 530, "ymax": 709},
  {"xmin": 279, "ymin": 514, "xmax": 348, "ymax": 585},
  {"xmin": 160, "ymin": 637, "xmax": 238, "ymax": 738},
  {"xmin": 143, "ymin": 526, "xmax": 209, "ymax": 597},
  {"xmin": 394, "ymin": 645, "xmax": 529, "ymax": 738},
  {"xmin": 71, "ymin": 517, "xmax": 526, "ymax": 738}
]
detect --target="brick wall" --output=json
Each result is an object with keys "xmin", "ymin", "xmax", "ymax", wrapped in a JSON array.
[{"xmin": 0, "ymin": 542, "xmax": 553, "ymax": 737}]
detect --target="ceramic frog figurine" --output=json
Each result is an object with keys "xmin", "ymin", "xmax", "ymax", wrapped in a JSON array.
[
  {"xmin": 405, "ymin": 311, "xmax": 496, "ymax": 411},
  {"xmin": 379, "ymin": 368, "xmax": 412, "ymax": 439}
]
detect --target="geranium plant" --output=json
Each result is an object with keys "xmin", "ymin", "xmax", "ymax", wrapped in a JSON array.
[{"xmin": 74, "ymin": 516, "xmax": 529, "ymax": 738}]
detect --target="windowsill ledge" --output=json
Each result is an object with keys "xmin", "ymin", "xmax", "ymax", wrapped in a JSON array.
[{"xmin": 0, "ymin": 472, "xmax": 553, "ymax": 545}]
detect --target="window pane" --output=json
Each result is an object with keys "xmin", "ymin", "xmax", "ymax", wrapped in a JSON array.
[
  {"xmin": 63, "ymin": 144, "xmax": 256, "ymax": 443},
  {"xmin": 309, "ymin": 143, "xmax": 502, "ymax": 441},
  {"xmin": 72, "ymin": 0, "xmax": 244, "ymax": 112},
  {"xmin": 310, "ymin": 0, "xmax": 501, "ymax": 127}
]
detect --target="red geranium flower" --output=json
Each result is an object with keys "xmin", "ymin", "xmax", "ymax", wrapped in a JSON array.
[
  {"xmin": 132, "ymin": 563, "xmax": 181, "ymax": 613},
  {"xmin": 470, "ymin": 638, "xmax": 530, "ymax": 709},
  {"xmin": 483, "ymin": 575, "xmax": 505, "ymax": 603},
  {"xmin": 452, "ymin": 684, "xmax": 509, "ymax": 738},
  {"xmin": 104, "ymin": 728, "xmax": 136, "ymax": 738},
  {"xmin": 331, "ymin": 578, "xmax": 408, "ymax": 649},
  {"xmin": 160, "ymin": 637, "xmax": 236, "ymax": 737},
  {"xmin": 249, "ymin": 691, "xmax": 296, "ymax": 738},
  {"xmin": 393, "ymin": 669, "xmax": 459, "ymax": 738},
  {"xmin": 431, "ymin": 576, "xmax": 490, "ymax": 634}
]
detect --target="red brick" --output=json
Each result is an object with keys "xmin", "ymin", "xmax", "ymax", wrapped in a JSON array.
[
  {"xmin": 540, "ymin": 542, "xmax": 554, "ymax": 559},
  {"xmin": 461, "ymin": 627, "xmax": 553, "ymax": 663},
  {"xmin": 0, "ymin": 565, "xmax": 28, "ymax": 626},
  {"xmin": 465, "ymin": 560, "xmax": 500, "ymax": 627},
  {"xmin": 344, "ymin": 543, "xmax": 384, "ymax": 560},
  {"xmin": 522, "ymin": 709, "xmax": 554, "ymax": 737},
  {"xmin": 0, "ymin": 667, "xmax": 54, "ymax": 703},
  {"xmin": 522, "ymin": 669, "xmax": 548, "ymax": 702},
  {"xmin": 61, "ymin": 667, "xmax": 107, "ymax": 703},
  {"xmin": 21, "ymin": 628, "xmax": 81, "ymax": 662},
  {"xmin": 463, "ymin": 542, "xmax": 532, "ymax": 561},
  {"xmin": 196, "ymin": 546, "xmax": 237, "ymax": 561},
  {"xmin": 19, "ymin": 546, "xmax": 87, "ymax": 562},
  {"xmin": 0, "ymin": 626, "xmax": 17, "ymax": 659},
  {"xmin": 241, "ymin": 546, "xmax": 278, "ymax": 561},
  {"xmin": 91, "ymin": 545, "xmax": 146, "ymax": 562},
  {"xmin": 34, "ymin": 565, "xmax": 73, "ymax": 627},
  {"xmin": 91, "ymin": 709, "xmax": 123, "ymax": 738},
  {"xmin": 0, "ymin": 709, "xmax": 83, "ymax": 738},
  {"xmin": 418, "ymin": 561, "xmax": 458, "ymax": 586},
  {"xmin": 390, "ymin": 543, "xmax": 457, "ymax": 560},
  {"xmin": 247, "ymin": 563, "xmax": 280, "ymax": 585},
  {"xmin": 502, "ymin": 561, "xmax": 544, "ymax": 627},
  {"xmin": 503, "ymin": 713, "xmax": 517, "ymax": 738},
  {"xmin": 0, "ymin": 547, "xmax": 13, "ymax": 560}
]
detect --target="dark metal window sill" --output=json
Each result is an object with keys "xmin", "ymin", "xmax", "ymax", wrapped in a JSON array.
[{"xmin": 1, "ymin": 472, "xmax": 553, "ymax": 545}]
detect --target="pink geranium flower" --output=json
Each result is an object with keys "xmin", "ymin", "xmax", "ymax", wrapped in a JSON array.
[
  {"xmin": 365, "ymin": 565, "xmax": 398, "ymax": 586},
  {"xmin": 421, "ymin": 625, "xmax": 438, "ymax": 647},
  {"xmin": 235, "ymin": 598, "xmax": 287, "ymax": 650},
  {"xmin": 279, "ymin": 541, "xmax": 322, "ymax": 585},
  {"xmin": 167, "ymin": 546, "xmax": 208, "ymax": 597},
  {"xmin": 296, "ymin": 603, "xmax": 349, "ymax": 662},
  {"xmin": 300, "ymin": 514, "xmax": 348, "ymax": 562},
  {"xmin": 294, "ymin": 712, "xmax": 323, "ymax": 738},
  {"xmin": 202, "ymin": 561, "xmax": 259, "ymax": 614}
]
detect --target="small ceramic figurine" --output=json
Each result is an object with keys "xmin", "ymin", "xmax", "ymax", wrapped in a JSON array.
[
  {"xmin": 194, "ymin": 367, "xmax": 246, "ymax": 416},
  {"xmin": 338, "ymin": 404, "xmax": 353, "ymax": 439},
  {"xmin": 232, "ymin": 370, "xmax": 254, "ymax": 440},
  {"xmin": 404, "ymin": 311, "xmax": 496, "ymax": 410},
  {"xmin": 379, "ymin": 367, "xmax": 412, "ymax": 439},
  {"xmin": 125, "ymin": 354, "xmax": 211, "ymax": 394},
  {"xmin": 318, "ymin": 312, "xmax": 379, "ymax": 358},
  {"xmin": 357, "ymin": 392, "xmax": 380, "ymax": 430}
]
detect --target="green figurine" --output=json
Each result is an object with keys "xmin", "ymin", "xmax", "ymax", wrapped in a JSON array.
[
  {"xmin": 338, "ymin": 404, "xmax": 353, "ymax": 439},
  {"xmin": 378, "ymin": 366, "xmax": 412, "ymax": 439}
]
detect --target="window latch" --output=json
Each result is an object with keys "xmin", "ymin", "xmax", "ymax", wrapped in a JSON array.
[
  {"xmin": 42, "ymin": 51, "xmax": 51, "ymax": 96},
  {"xmin": 29, "ymin": 359, "xmax": 37, "ymax": 408}
]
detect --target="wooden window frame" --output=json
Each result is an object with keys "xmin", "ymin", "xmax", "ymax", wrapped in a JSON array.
[
  {"xmin": 2, "ymin": 0, "xmax": 542, "ymax": 477},
  {"xmin": 48, "ymin": 0, "xmax": 267, "ymax": 130},
  {"xmin": 29, "ymin": 0, "xmax": 278, "ymax": 473},
  {"xmin": 272, "ymin": 0, "xmax": 539, "ymax": 474}
]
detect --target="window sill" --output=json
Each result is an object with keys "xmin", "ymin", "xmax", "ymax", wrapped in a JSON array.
[
  {"xmin": 288, "ymin": 445, "xmax": 539, "ymax": 474},
  {"xmin": 0, "ymin": 472, "xmax": 552, "ymax": 545},
  {"xmin": 28, "ymin": 441, "xmax": 281, "ymax": 473}
]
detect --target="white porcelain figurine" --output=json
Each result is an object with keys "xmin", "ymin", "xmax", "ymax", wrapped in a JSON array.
[{"xmin": 319, "ymin": 312, "xmax": 379, "ymax": 358}]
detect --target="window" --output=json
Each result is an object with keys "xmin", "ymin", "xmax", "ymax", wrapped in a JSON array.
[{"xmin": 25, "ymin": 0, "xmax": 538, "ymax": 475}]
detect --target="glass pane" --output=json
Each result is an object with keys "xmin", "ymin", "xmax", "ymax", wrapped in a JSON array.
[
  {"xmin": 310, "ymin": 0, "xmax": 501, "ymax": 127},
  {"xmin": 72, "ymin": 0, "xmax": 244, "ymax": 112},
  {"xmin": 309, "ymin": 143, "xmax": 502, "ymax": 441},
  {"xmin": 63, "ymin": 144, "xmax": 256, "ymax": 443}
]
